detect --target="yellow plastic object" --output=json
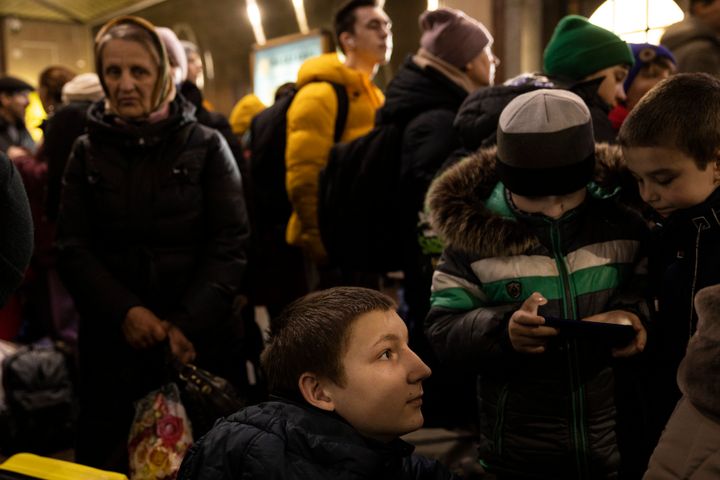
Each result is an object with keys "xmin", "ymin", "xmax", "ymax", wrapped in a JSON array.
[{"xmin": 0, "ymin": 453, "xmax": 128, "ymax": 480}]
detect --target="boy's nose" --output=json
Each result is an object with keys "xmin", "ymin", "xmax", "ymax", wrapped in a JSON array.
[
  {"xmin": 407, "ymin": 347, "xmax": 432, "ymax": 383},
  {"xmin": 639, "ymin": 182, "xmax": 659, "ymax": 203}
]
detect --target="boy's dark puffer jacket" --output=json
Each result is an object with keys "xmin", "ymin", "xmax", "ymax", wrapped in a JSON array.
[{"xmin": 178, "ymin": 399, "xmax": 458, "ymax": 480}]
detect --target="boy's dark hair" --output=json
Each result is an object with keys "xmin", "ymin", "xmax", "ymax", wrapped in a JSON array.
[
  {"xmin": 618, "ymin": 73, "xmax": 720, "ymax": 169},
  {"xmin": 333, "ymin": 0, "xmax": 378, "ymax": 54},
  {"xmin": 261, "ymin": 287, "xmax": 395, "ymax": 394}
]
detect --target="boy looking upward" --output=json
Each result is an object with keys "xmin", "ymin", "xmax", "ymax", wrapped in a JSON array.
[{"xmin": 179, "ymin": 287, "xmax": 456, "ymax": 480}]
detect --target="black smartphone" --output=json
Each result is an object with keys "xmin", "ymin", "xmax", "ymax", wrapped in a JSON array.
[{"xmin": 542, "ymin": 316, "xmax": 636, "ymax": 347}]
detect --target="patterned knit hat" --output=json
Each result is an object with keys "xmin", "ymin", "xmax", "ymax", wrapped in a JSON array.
[
  {"xmin": 419, "ymin": 8, "xmax": 493, "ymax": 69},
  {"xmin": 497, "ymin": 89, "xmax": 595, "ymax": 196},
  {"xmin": 624, "ymin": 43, "xmax": 676, "ymax": 92},
  {"xmin": 543, "ymin": 15, "xmax": 634, "ymax": 80}
]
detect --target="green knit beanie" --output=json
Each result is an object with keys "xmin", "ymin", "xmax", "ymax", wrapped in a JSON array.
[{"xmin": 543, "ymin": 15, "xmax": 634, "ymax": 80}]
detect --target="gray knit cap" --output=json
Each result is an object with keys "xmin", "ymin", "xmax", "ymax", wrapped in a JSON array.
[{"xmin": 496, "ymin": 89, "xmax": 595, "ymax": 196}]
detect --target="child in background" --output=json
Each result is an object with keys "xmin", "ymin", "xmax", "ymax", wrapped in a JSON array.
[{"xmin": 609, "ymin": 43, "xmax": 676, "ymax": 131}]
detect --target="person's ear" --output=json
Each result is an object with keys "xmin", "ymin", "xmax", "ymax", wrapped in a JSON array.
[
  {"xmin": 298, "ymin": 372, "xmax": 335, "ymax": 411},
  {"xmin": 339, "ymin": 32, "xmax": 355, "ymax": 51}
]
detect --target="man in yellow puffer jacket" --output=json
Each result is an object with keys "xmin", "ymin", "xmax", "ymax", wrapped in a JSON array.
[{"xmin": 285, "ymin": 0, "xmax": 392, "ymax": 267}]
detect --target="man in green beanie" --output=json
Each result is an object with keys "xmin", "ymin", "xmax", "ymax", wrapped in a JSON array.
[{"xmin": 453, "ymin": 14, "xmax": 633, "ymax": 151}]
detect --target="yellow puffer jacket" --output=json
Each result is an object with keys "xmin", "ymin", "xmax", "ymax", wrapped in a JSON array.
[
  {"xmin": 285, "ymin": 53, "xmax": 384, "ymax": 263},
  {"xmin": 229, "ymin": 94, "xmax": 266, "ymax": 136}
]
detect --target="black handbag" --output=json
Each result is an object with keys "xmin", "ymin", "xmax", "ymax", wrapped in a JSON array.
[{"xmin": 170, "ymin": 358, "xmax": 246, "ymax": 438}]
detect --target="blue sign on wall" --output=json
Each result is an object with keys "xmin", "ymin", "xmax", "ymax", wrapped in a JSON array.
[{"xmin": 253, "ymin": 33, "xmax": 327, "ymax": 105}]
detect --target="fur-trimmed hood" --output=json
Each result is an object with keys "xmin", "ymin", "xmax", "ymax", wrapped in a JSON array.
[
  {"xmin": 425, "ymin": 143, "xmax": 627, "ymax": 258},
  {"xmin": 679, "ymin": 283, "xmax": 720, "ymax": 423}
]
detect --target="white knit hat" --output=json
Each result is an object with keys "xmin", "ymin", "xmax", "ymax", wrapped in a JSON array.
[{"xmin": 61, "ymin": 73, "xmax": 104, "ymax": 104}]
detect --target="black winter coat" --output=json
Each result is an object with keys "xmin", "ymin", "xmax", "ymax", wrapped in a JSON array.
[
  {"xmin": 377, "ymin": 56, "xmax": 468, "ymax": 221},
  {"xmin": 178, "ymin": 399, "xmax": 458, "ymax": 480},
  {"xmin": 453, "ymin": 74, "xmax": 616, "ymax": 156},
  {"xmin": 56, "ymin": 95, "xmax": 249, "ymax": 382},
  {"xmin": 644, "ymin": 186, "xmax": 720, "ymax": 446},
  {"xmin": 377, "ymin": 55, "xmax": 468, "ymax": 308},
  {"xmin": 0, "ymin": 152, "xmax": 32, "ymax": 306},
  {"xmin": 43, "ymin": 100, "xmax": 93, "ymax": 221}
]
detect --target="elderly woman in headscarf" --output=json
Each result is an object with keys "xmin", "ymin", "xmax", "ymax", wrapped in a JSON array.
[{"xmin": 56, "ymin": 16, "xmax": 249, "ymax": 471}]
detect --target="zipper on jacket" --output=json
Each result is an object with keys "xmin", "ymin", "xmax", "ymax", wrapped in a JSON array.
[
  {"xmin": 493, "ymin": 384, "xmax": 509, "ymax": 457},
  {"xmin": 549, "ymin": 220, "xmax": 590, "ymax": 479}
]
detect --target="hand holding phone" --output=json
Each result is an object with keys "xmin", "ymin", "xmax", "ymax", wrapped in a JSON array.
[{"xmin": 509, "ymin": 292, "xmax": 559, "ymax": 354}]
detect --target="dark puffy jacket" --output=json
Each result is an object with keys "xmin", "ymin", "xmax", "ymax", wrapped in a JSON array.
[
  {"xmin": 377, "ymin": 55, "xmax": 468, "ymax": 221},
  {"xmin": 178, "ymin": 399, "xmax": 458, "ymax": 480},
  {"xmin": 376, "ymin": 55, "xmax": 478, "ymax": 428},
  {"xmin": 424, "ymin": 146, "xmax": 649, "ymax": 479},
  {"xmin": 0, "ymin": 153, "xmax": 32, "ymax": 307},
  {"xmin": 43, "ymin": 100, "xmax": 93, "ymax": 221},
  {"xmin": 643, "ymin": 186, "xmax": 720, "ymax": 451},
  {"xmin": 56, "ymin": 95, "xmax": 249, "ymax": 381},
  {"xmin": 453, "ymin": 73, "xmax": 616, "ymax": 156},
  {"xmin": 378, "ymin": 55, "xmax": 468, "ymax": 310}
]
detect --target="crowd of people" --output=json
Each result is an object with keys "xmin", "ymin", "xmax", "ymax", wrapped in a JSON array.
[{"xmin": 1, "ymin": 0, "xmax": 720, "ymax": 478}]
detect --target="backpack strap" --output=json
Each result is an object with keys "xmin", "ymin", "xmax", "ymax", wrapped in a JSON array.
[{"xmin": 328, "ymin": 82, "xmax": 349, "ymax": 143}]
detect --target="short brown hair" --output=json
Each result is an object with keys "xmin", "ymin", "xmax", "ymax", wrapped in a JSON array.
[
  {"xmin": 333, "ymin": 0, "xmax": 379, "ymax": 54},
  {"xmin": 618, "ymin": 73, "xmax": 720, "ymax": 169},
  {"xmin": 261, "ymin": 287, "xmax": 396, "ymax": 395},
  {"xmin": 38, "ymin": 66, "xmax": 75, "ymax": 108}
]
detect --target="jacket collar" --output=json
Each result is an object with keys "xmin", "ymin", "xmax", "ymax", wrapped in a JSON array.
[
  {"xmin": 660, "ymin": 187, "xmax": 720, "ymax": 234},
  {"xmin": 86, "ymin": 95, "xmax": 195, "ymax": 148}
]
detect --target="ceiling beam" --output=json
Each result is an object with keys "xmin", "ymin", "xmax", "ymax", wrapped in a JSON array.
[
  {"xmin": 29, "ymin": 0, "xmax": 84, "ymax": 24},
  {"xmin": 89, "ymin": 0, "xmax": 170, "ymax": 26}
]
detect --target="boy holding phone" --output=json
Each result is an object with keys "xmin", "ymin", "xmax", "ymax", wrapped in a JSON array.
[{"xmin": 425, "ymin": 89, "xmax": 648, "ymax": 478}]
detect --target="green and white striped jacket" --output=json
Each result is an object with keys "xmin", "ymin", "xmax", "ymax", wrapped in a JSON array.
[{"xmin": 424, "ymin": 145, "xmax": 649, "ymax": 479}]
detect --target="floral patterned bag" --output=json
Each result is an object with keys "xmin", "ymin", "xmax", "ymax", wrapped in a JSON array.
[{"xmin": 128, "ymin": 383, "xmax": 193, "ymax": 480}]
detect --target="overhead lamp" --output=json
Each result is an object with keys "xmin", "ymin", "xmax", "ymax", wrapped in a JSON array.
[
  {"xmin": 292, "ymin": 0, "xmax": 310, "ymax": 34},
  {"xmin": 246, "ymin": 0, "xmax": 267, "ymax": 45}
]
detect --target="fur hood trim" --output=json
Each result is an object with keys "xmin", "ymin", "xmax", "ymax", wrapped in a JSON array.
[{"xmin": 425, "ymin": 143, "xmax": 625, "ymax": 257}]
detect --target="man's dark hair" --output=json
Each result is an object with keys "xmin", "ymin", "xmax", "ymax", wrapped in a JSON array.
[
  {"xmin": 333, "ymin": 0, "xmax": 378, "ymax": 54},
  {"xmin": 261, "ymin": 286, "xmax": 396, "ymax": 395},
  {"xmin": 619, "ymin": 73, "xmax": 720, "ymax": 169},
  {"xmin": 274, "ymin": 82, "xmax": 296, "ymax": 102}
]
